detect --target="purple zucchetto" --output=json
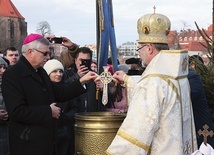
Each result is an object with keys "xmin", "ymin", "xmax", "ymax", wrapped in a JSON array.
[{"xmin": 23, "ymin": 33, "xmax": 43, "ymax": 45}]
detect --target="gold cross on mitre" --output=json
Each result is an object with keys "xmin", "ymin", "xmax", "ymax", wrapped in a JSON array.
[
  {"xmin": 153, "ymin": 5, "xmax": 156, "ymax": 13},
  {"xmin": 96, "ymin": 66, "xmax": 116, "ymax": 105},
  {"xmin": 198, "ymin": 124, "xmax": 214, "ymax": 145}
]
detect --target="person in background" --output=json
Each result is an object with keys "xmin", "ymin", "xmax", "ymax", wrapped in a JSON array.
[
  {"xmin": 189, "ymin": 55, "xmax": 205, "ymax": 71},
  {"xmin": 45, "ymin": 34, "xmax": 79, "ymax": 60},
  {"xmin": 58, "ymin": 49, "xmax": 76, "ymax": 70},
  {"xmin": 62, "ymin": 47, "xmax": 102, "ymax": 154},
  {"xmin": 0, "ymin": 57, "xmax": 9, "ymax": 155},
  {"xmin": 125, "ymin": 57, "xmax": 145, "ymax": 75},
  {"xmin": 106, "ymin": 12, "xmax": 197, "ymax": 154},
  {"xmin": 2, "ymin": 33, "xmax": 98, "ymax": 155},
  {"xmin": 105, "ymin": 64, "xmax": 129, "ymax": 113},
  {"xmin": 63, "ymin": 47, "xmax": 101, "ymax": 112},
  {"xmin": 2, "ymin": 57, "xmax": 10, "ymax": 67},
  {"xmin": 91, "ymin": 59, "xmax": 97, "ymax": 73},
  {"xmin": 188, "ymin": 55, "xmax": 214, "ymax": 147},
  {"xmin": 118, "ymin": 64, "xmax": 129, "ymax": 73},
  {"xmin": 57, "ymin": 47, "xmax": 79, "ymax": 154},
  {"xmin": 107, "ymin": 57, "xmax": 120, "ymax": 66},
  {"xmin": 44, "ymin": 59, "xmax": 77, "ymax": 155},
  {"xmin": 3, "ymin": 47, "xmax": 20, "ymax": 66}
]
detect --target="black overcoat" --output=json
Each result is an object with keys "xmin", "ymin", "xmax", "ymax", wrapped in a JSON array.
[{"xmin": 2, "ymin": 56, "xmax": 86, "ymax": 155}]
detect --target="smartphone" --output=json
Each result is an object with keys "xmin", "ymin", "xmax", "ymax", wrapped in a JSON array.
[
  {"xmin": 47, "ymin": 37, "xmax": 63, "ymax": 44},
  {"xmin": 81, "ymin": 59, "xmax": 91, "ymax": 70}
]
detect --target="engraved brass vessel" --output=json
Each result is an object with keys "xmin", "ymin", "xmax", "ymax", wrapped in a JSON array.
[{"xmin": 75, "ymin": 112, "xmax": 126, "ymax": 155}]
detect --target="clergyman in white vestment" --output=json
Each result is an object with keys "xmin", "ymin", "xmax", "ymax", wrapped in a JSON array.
[{"xmin": 106, "ymin": 10, "xmax": 197, "ymax": 155}]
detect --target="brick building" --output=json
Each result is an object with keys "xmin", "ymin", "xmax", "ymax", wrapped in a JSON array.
[
  {"xmin": 168, "ymin": 25, "xmax": 213, "ymax": 64},
  {"xmin": 0, "ymin": 0, "xmax": 27, "ymax": 53}
]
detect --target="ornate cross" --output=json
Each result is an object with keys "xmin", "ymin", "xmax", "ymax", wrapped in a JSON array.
[
  {"xmin": 96, "ymin": 66, "xmax": 115, "ymax": 105},
  {"xmin": 198, "ymin": 124, "xmax": 214, "ymax": 145}
]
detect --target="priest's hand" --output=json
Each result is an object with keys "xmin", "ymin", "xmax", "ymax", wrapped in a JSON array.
[{"xmin": 113, "ymin": 71, "xmax": 126, "ymax": 83}]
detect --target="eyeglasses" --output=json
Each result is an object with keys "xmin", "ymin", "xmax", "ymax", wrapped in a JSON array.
[
  {"xmin": 136, "ymin": 44, "xmax": 147, "ymax": 52},
  {"xmin": 33, "ymin": 49, "xmax": 51, "ymax": 56}
]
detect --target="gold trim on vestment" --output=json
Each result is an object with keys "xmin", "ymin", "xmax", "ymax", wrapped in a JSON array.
[
  {"xmin": 105, "ymin": 150, "xmax": 114, "ymax": 155},
  {"xmin": 117, "ymin": 130, "xmax": 150, "ymax": 151},
  {"xmin": 140, "ymin": 74, "xmax": 187, "ymax": 81},
  {"xmin": 160, "ymin": 50, "xmax": 188, "ymax": 54},
  {"xmin": 139, "ymin": 74, "xmax": 187, "ymax": 104},
  {"xmin": 177, "ymin": 80, "xmax": 184, "ymax": 136}
]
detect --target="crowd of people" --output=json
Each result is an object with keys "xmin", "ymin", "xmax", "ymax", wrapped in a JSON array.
[{"xmin": 0, "ymin": 10, "xmax": 214, "ymax": 155}]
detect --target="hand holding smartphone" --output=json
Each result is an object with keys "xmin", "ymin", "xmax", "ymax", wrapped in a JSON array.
[
  {"xmin": 47, "ymin": 37, "xmax": 63, "ymax": 44},
  {"xmin": 81, "ymin": 59, "xmax": 91, "ymax": 70}
]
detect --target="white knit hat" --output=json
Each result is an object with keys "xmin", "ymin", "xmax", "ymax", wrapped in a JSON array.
[{"xmin": 43, "ymin": 59, "xmax": 64, "ymax": 75}]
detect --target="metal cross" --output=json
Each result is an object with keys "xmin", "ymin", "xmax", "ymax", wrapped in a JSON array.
[
  {"xmin": 198, "ymin": 124, "xmax": 214, "ymax": 145},
  {"xmin": 97, "ymin": 66, "xmax": 115, "ymax": 105}
]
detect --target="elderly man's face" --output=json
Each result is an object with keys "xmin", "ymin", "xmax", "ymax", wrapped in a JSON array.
[
  {"xmin": 137, "ymin": 44, "xmax": 149, "ymax": 66},
  {"xmin": 30, "ymin": 45, "xmax": 51, "ymax": 69}
]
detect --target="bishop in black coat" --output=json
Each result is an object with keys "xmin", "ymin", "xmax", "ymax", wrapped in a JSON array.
[
  {"xmin": 1, "ymin": 34, "xmax": 97, "ymax": 155},
  {"xmin": 2, "ymin": 56, "xmax": 87, "ymax": 155}
]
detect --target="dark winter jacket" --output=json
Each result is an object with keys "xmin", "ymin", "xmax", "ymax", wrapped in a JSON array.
[
  {"xmin": 64, "ymin": 66, "xmax": 103, "ymax": 112},
  {"xmin": 188, "ymin": 69, "xmax": 214, "ymax": 147},
  {"xmin": 0, "ymin": 78, "xmax": 9, "ymax": 155}
]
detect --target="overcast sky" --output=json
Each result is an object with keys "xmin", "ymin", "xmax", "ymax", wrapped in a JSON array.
[{"xmin": 12, "ymin": 0, "xmax": 212, "ymax": 46}]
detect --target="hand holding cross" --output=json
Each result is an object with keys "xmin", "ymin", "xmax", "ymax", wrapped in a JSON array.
[{"xmin": 95, "ymin": 66, "xmax": 116, "ymax": 105}]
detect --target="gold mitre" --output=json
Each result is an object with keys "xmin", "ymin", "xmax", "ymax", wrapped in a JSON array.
[{"xmin": 137, "ymin": 12, "xmax": 171, "ymax": 44}]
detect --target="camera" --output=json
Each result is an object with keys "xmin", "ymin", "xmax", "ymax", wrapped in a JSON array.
[
  {"xmin": 81, "ymin": 59, "xmax": 91, "ymax": 70},
  {"xmin": 47, "ymin": 37, "xmax": 63, "ymax": 44}
]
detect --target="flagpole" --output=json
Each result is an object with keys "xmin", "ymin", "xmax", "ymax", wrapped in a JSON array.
[
  {"xmin": 96, "ymin": 0, "xmax": 100, "ymax": 67},
  {"xmin": 96, "ymin": 0, "xmax": 104, "ymax": 111}
]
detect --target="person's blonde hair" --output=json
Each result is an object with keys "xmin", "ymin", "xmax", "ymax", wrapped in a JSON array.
[{"xmin": 58, "ymin": 49, "xmax": 75, "ymax": 69}]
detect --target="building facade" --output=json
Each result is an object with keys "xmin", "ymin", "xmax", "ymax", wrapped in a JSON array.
[
  {"xmin": 117, "ymin": 42, "xmax": 137, "ymax": 56},
  {"xmin": 0, "ymin": 0, "xmax": 27, "ymax": 53}
]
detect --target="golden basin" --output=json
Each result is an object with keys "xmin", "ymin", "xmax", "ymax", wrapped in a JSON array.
[{"xmin": 75, "ymin": 112, "xmax": 126, "ymax": 155}]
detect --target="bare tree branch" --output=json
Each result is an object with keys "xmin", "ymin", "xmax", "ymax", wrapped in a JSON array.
[{"xmin": 36, "ymin": 21, "xmax": 52, "ymax": 36}]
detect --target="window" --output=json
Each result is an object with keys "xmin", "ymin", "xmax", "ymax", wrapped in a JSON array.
[{"xmin": 199, "ymin": 36, "xmax": 203, "ymax": 41}]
